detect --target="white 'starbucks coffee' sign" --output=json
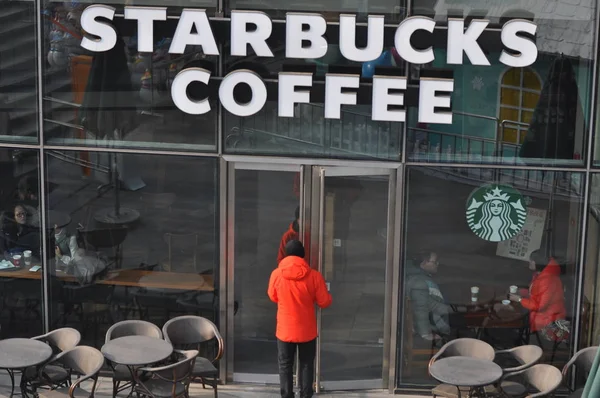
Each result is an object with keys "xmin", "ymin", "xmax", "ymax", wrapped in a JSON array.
[
  {"xmin": 466, "ymin": 184, "xmax": 527, "ymax": 242},
  {"xmin": 79, "ymin": 6, "xmax": 538, "ymax": 123}
]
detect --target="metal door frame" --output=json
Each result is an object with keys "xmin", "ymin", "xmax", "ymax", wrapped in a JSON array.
[{"xmin": 309, "ymin": 165, "xmax": 400, "ymax": 393}]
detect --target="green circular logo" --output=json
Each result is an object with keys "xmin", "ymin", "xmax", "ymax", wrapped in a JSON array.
[{"xmin": 466, "ymin": 184, "xmax": 527, "ymax": 242}]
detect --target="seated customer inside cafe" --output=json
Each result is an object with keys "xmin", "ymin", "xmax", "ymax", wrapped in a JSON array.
[{"xmin": 1, "ymin": 203, "xmax": 41, "ymax": 258}]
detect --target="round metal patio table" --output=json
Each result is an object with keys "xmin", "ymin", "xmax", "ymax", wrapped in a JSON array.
[
  {"xmin": 102, "ymin": 336, "xmax": 173, "ymax": 395},
  {"xmin": 429, "ymin": 357, "xmax": 503, "ymax": 397},
  {"xmin": 0, "ymin": 338, "xmax": 53, "ymax": 397},
  {"xmin": 101, "ymin": 335, "xmax": 173, "ymax": 366}
]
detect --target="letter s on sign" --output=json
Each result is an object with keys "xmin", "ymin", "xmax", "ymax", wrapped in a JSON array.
[
  {"xmin": 500, "ymin": 20, "xmax": 538, "ymax": 67},
  {"xmin": 80, "ymin": 5, "xmax": 117, "ymax": 52}
]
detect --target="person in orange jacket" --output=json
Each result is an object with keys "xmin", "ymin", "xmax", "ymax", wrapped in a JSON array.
[
  {"xmin": 268, "ymin": 240, "xmax": 332, "ymax": 398},
  {"xmin": 277, "ymin": 207, "xmax": 300, "ymax": 264},
  {"xmin": 509, "ymin": 250, "xmax": 568, "ymax": 343}
]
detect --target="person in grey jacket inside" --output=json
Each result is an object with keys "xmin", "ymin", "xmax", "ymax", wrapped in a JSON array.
[
  {"xmin": 54, "ymin": 224, "xmax": 81, "ymax": 269},
  {"xmin": 406, "ymin": 251, "xmax": 451, "ymax": 342}
]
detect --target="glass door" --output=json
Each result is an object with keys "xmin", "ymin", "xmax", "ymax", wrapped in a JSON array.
[
  {"xmin": 310, "ymin": 166, "xmax": 396, "ymax": 391},
  {"xmin": 225, "ymin": 161, "xmax": 398, "ymax": 392},
  {"xmin": 227, "ymin": 162, "xmax": 305, "ymax": 384}
]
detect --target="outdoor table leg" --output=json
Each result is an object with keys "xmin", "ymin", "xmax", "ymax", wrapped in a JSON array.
[
  {"xmin": 20, "ymin": 368, "xmax": 30, "ymax": 398},
  {"xmin": 20, "ymin": 365, "xmax": 40, "ymax": 398},
  {"xmin": 126, "ymin": 365, "xmax": 138, "ymax": 397},
  {"xmin": 6, "ymin": 369, "xmax": 16, "ymax": 398},
  {"xmin": 470, "ymin": 386, "xmax": 490, "ymax": 398},
  {"xmin": 1, "ymin": 368, "xmax": 31, "ymax": 398}
]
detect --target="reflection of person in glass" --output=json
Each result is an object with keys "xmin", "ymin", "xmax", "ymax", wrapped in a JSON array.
[
  {"xmin": 277, "ymin": 207, "xmax": 300, "ymax": 264},
  {"xmin": 405, "ymin": 251, "xmax": 451, "ymax": 341},
  {"xmin": 0, "ymin": 204, "xmax": 40, "ymax": 257},
  {"xmin": 475, "ymin": 199, "xmax": 517, "ymax": 242}
]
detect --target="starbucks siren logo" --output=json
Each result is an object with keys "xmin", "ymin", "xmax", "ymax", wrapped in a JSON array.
[{"xmin": 466, "ymin": 184, "xmax": 527, "ymax": 242}]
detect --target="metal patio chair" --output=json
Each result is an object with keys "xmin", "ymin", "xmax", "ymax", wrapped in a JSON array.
[
  {"xmin": 38, "ymin": 346, "xmax": 104, "ymax": 398},
  {"xmin": 501, "ymin": 364, "xmax": 562, "ymax": 397},
  {"xmin": 26, "ymin": 328, "xmax": 81, "ymax": 390},
  {"xmin": 163, "ymin": 316, "xmax": 223, "ymax": 398},
  {"xmin": 562, "ymin": 346, "xmax": 598, "ymax": 396},
  {"xmin": 489, "ymin": 345, "xmax": 543, "ymax": 397},
  {"xmin": 105, "ymin": 320, "xmax": 163, "ymax": 398},
  {"xmin": 133, "ymin": 349, "xmax": 198, "ymax": 398}
]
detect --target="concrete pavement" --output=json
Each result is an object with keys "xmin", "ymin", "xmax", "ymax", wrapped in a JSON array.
[{"xmin": 0, "ymin": 373, "xmax": 427, "ymax": 398}]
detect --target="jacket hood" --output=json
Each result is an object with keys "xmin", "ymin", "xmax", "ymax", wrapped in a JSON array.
[
  {"xmin": 541, "ymin": 258, "xmax": 562, "ymax": 276},
  {"xmin": 278, "ymin": 255, "xmax": 310, "ymax": 281}
]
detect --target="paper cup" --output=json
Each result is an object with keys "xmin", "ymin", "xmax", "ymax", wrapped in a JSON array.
[
  {"xmin": 471, "ymin": 286, "xmax": 480, "ymax": 294},
  {"xmin": 12, "ymin": 255, "xmax": 21, "ymax": 267},
  {"xmin": 23, "ymin": 250, "xmax": 32, "ymax": 265},
  {"xmin": 509, "ymin": 285, "xmax": 518, "ymax": 294}
]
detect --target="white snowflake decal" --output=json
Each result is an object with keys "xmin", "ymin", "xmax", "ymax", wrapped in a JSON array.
[{"xmin": 471, "ymin": 76, "xmax": 484, "ymax": 91}]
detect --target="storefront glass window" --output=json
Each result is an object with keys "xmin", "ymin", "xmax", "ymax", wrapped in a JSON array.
[
  {"xmin": 224, "ymin": 101, "xmax": 403, "ymax": 160},
  {"xmin": 233, "ymin": 169, "xmax": 299, "ymax": 376},
  {"xmin": 583, "ymin": 174, "xmax": 600, "ymax": 349},
  {"xmin": 406, "ymin": 1, "xmax": 595, "ymax": 166},
  {"xmin": 398, "ymin": 166, "xmax": 584, "ymax": 388},
  {"xmin": 42, "ymin": 3, "xmax": 218, "ymax": 150},
  {"xmin": 44, "ymin": 150, "xmax": 219, "ymax": 347},
  {"xmin": 222, "ymin": 24, "xmax": 406, "ymax": 159},
  {"xmin": 0, "ymin": 148, "xmax": 43, "ymax": 336},
  {"xmin": 0, "ymin": 2, "xmax": 38, "ymax": 143},
  {"xmin": 0, "ymin": 0, "xmax": 597, "ymax": 392}
]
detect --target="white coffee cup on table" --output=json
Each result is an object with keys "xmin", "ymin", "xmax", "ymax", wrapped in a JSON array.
[
  {"xmin": 23, "ymin": 250, "xmax": 32, "ymax": 266},
  {"xmin": 471, "ymin": 286, "xmax": 479, "ymax": 294},
  {"xmin": 509, "ymin": 285, "xmax": 518, "ymax": 294}
]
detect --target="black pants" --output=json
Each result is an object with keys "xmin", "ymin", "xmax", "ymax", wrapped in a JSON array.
[{"xmin": 277, "ymin": 338, "xmax": 316, "ymax": 398}]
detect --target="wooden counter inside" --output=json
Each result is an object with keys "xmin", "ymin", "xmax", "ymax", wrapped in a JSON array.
[{"xmin": 0, "ymin": 267, "xmax": 214, "ymax": 291}]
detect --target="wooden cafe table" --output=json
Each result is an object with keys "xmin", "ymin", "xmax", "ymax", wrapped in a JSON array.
[
  {"xmin": 440, "ymin": 283, "xmax": 496, "ymax": 312},
  {"xmin": 0, "ymin": 266, "xmax": 214, "ymax": 291}
]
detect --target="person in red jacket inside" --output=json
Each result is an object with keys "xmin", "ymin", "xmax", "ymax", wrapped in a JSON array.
[
  {"xmin": 268, "ymin": 240, "xmax": 332, "ymax": 398},
  {"xmin": 509, "ymin": 249, "xmax": 568, "ymax": 344},
  {"xmin": 277, "ymin": 207, "xmax": 300, "ymax": 264}
]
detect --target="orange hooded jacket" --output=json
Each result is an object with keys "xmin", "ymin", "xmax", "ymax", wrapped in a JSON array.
[
  {"xmin": 520, "ymin": 258, "xmax": 566, "ymax": 332},
  {"xmin": 268, "ymin": 255, "xmax": 332, "ymax": 343}
]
